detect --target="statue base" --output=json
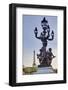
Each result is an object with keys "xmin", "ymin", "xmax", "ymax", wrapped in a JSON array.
[
  {"xmin": 38, "ymin": 64, "xmax": 51, "ymax": 67},
  {"xmin": 32, "ymin": 66, "xmax": 57, "ymax": 74}
]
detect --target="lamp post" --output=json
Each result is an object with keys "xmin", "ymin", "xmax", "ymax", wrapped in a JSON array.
[{"xmin": 34, "ymin": 17, "xmax": 54, "ymax": 67}]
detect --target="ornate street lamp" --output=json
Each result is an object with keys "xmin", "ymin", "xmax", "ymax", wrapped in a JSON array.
[{"xmin": 34, "ymin": 17, "xmax": 55, "ymax": 67}]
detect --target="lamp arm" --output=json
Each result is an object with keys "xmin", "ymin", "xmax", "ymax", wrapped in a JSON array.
[
  {"xmin": 48, "ymin": 35, "xmax": 54, "ymax": 41},
  {"xmin": 35, "ymin": 35, "xmax": 41, "ymax": 39}
]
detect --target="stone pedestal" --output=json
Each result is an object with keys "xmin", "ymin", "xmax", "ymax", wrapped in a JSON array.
[{"xmin": 32, "ymin": 67, "xmax": 57, "ymax": 74}]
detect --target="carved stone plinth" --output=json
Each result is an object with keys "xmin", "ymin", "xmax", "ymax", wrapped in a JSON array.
[{"xmin": 32, "ymin": 67, "xmax": 57, "ymax": 74}]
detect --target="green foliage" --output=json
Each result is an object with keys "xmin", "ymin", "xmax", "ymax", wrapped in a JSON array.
[{"xmin": 23, "ymin": 66, "xmax": 38, "ymax": 74}]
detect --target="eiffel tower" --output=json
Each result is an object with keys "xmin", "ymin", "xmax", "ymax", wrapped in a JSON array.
[{"xmin": 33, "ymin": 50, "xmax": 36, "ymax": 66}]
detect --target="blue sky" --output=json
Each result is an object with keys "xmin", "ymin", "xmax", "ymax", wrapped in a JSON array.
[{"xmin": 23, "ymin": 15, "xmax": 57, "ymax": 68}]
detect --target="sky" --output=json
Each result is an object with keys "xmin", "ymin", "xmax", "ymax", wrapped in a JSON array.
[{"xmin": 23, "ymin": 15, "xmax": 57, "ymax": 69}]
